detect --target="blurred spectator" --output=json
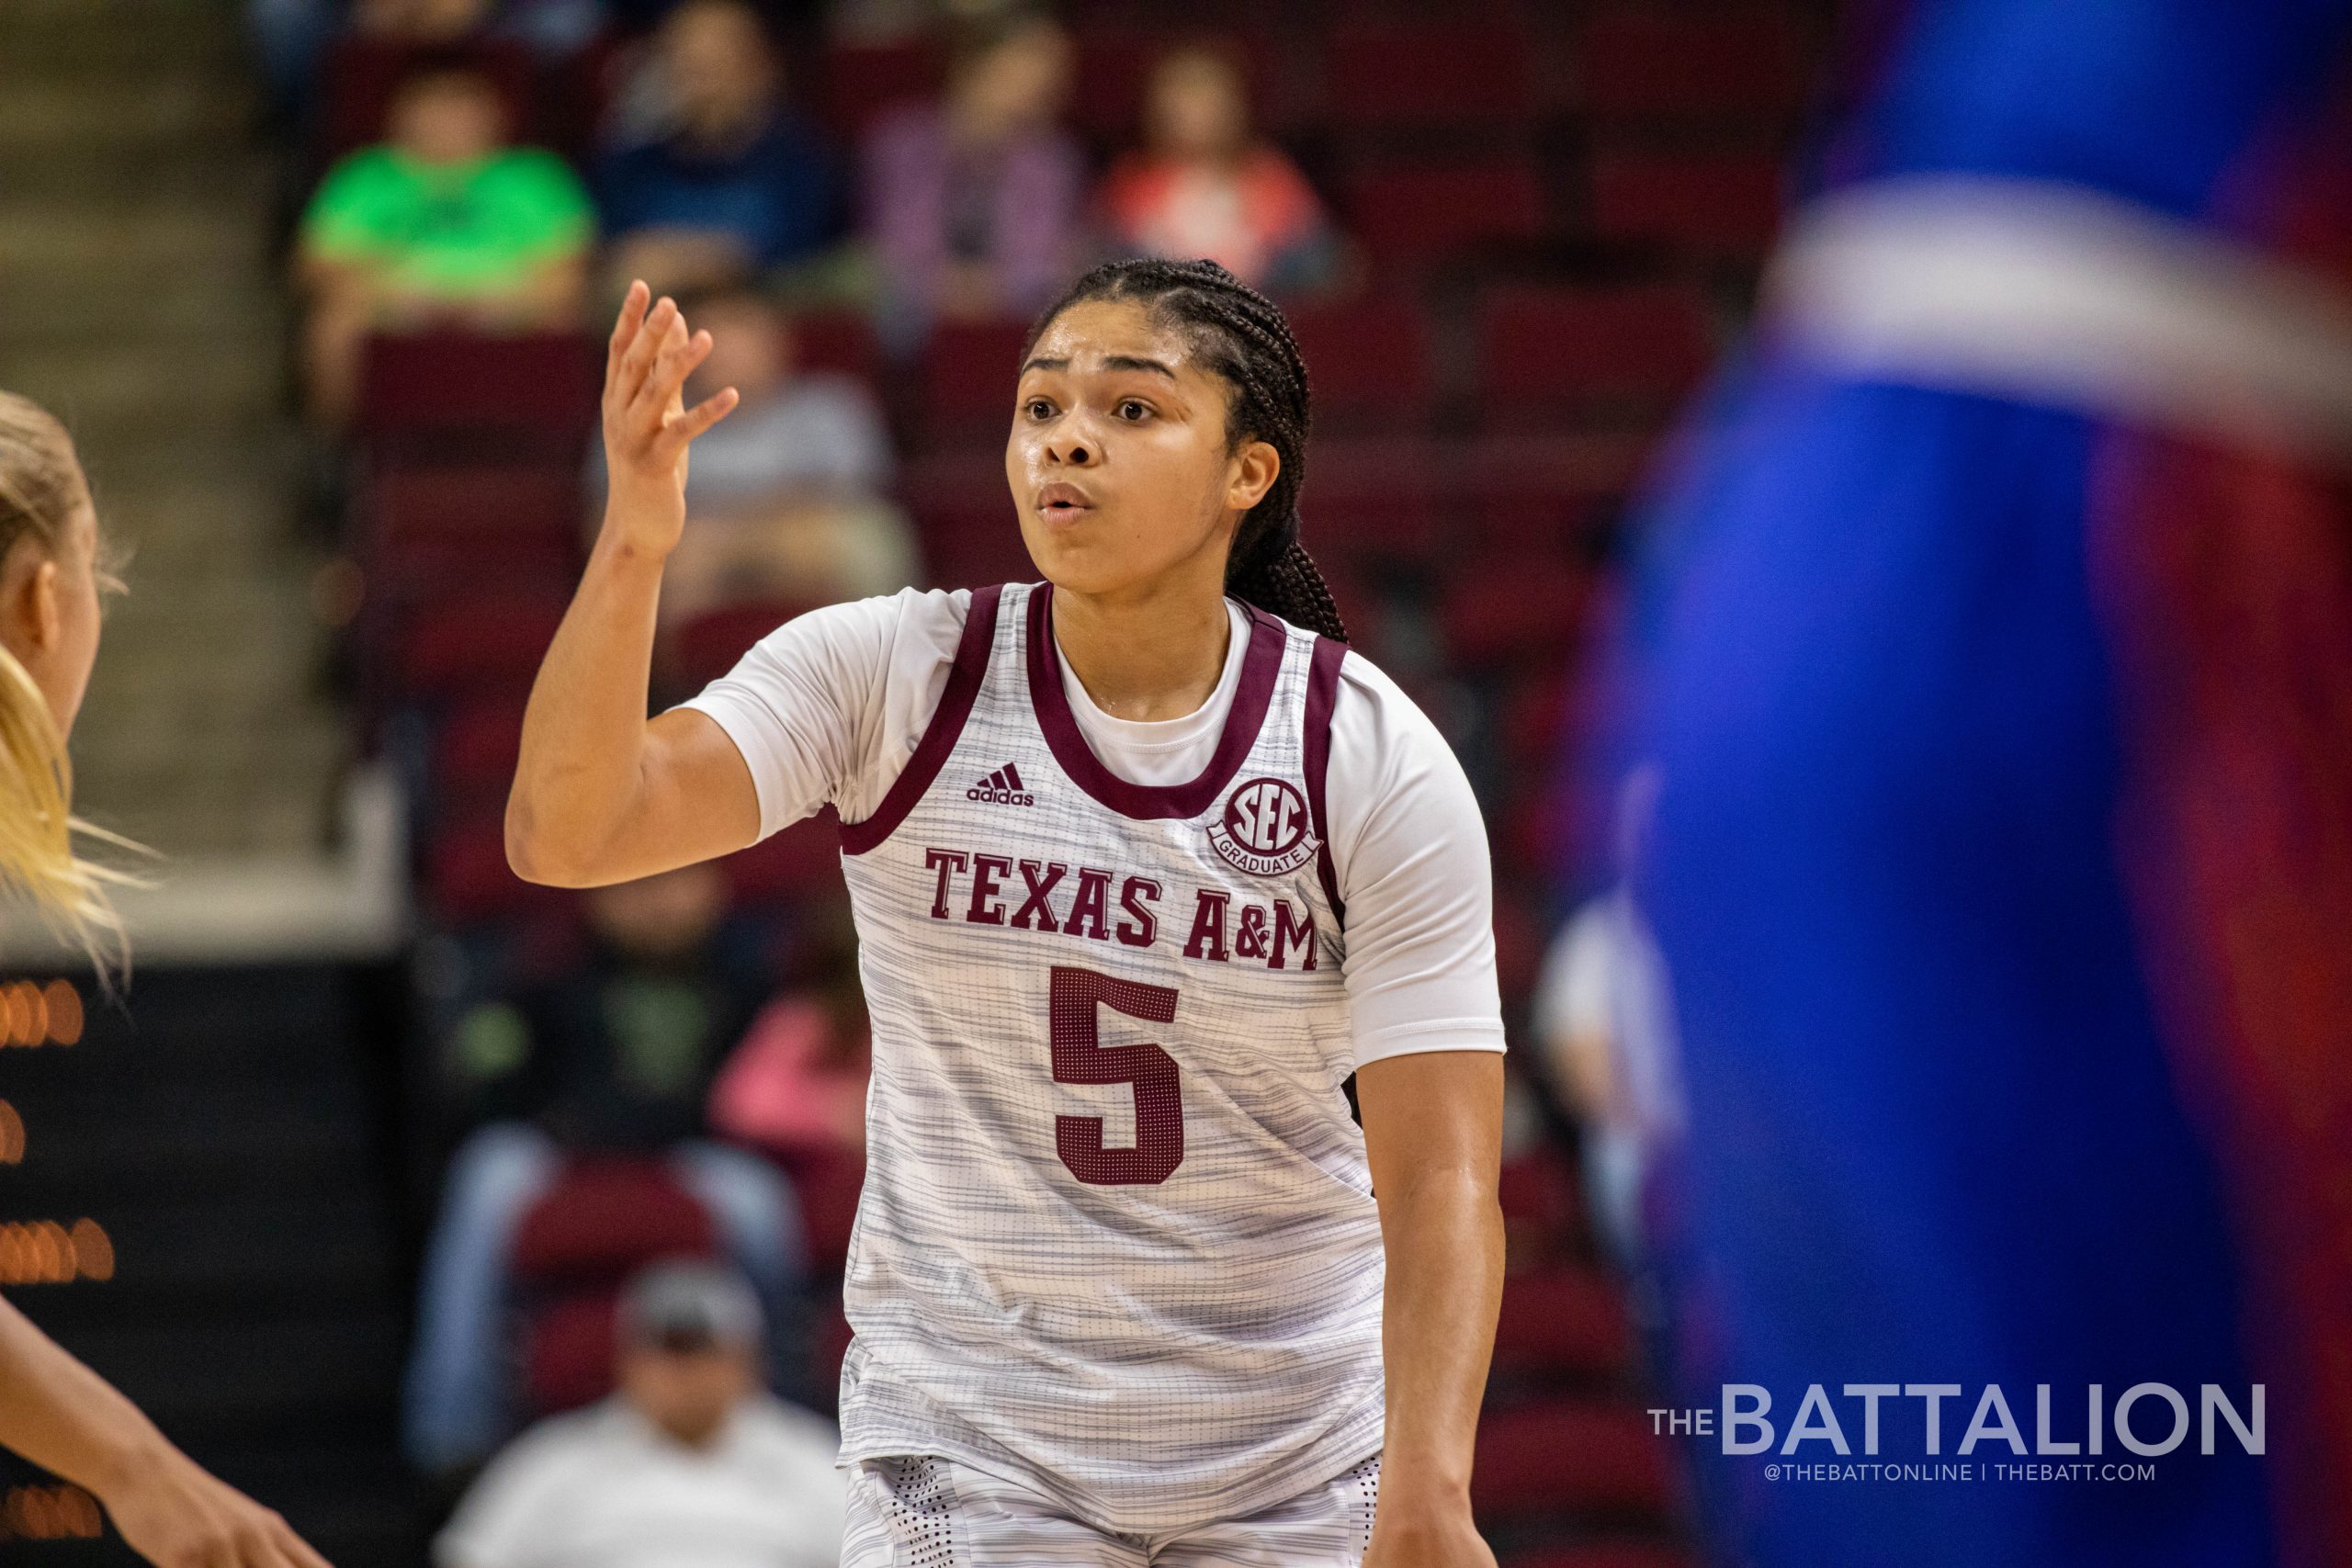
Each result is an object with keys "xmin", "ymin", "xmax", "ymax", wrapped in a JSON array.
[
  {"xmin": 405, "ymin": 863, "xmax": 802, "ymax": 1472},
  {"xmin": 711, "ymin": 910, "xmax": 871, "ymax": 1165},
  {"xmin": 710, "ymin": 910, "xmax": 870, "ymax": 1274},
  {"xmin": 862, "ymin": 13, "xmax": 1083, "ymax": 350},
  {"xmin": 595, "ymin": 0, "xmax": 845, "ymax": 299},
  {"xmin": 594, "ymin": 284, "xmax": 913, "ymax": 619},
  {"xmin": 1531, "ymin": 769, "xmax": 1680, "ymax": 1269},
  {"xmin": 435, "ymin": 1260, "xmax": 845, "ymax": 1568},
  {"xmin": 1097, "ymin": 45, "xmax": 1339, "ymax": 297},
  {"xmin": 298, "ymin": 62, "xmax": 593, "ymax": 424}
]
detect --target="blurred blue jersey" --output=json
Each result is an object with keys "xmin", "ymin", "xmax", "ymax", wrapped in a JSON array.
[{"xmin": 1619, "ymin": 3, "xmax": 2352, "ymax": 1564}]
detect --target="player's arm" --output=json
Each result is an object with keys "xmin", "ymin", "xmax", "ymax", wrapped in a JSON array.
[
  {"xmin": 0, "ymin": 1296, "xmax": 331, "ymax": 1568},
  {"xmin": 507, "ymin": 282, "xmax": 753, "ymax": 887},
  {"xmin": 1358, "ymin": 1053, "xmax": 1506, "ymax": 1568}
]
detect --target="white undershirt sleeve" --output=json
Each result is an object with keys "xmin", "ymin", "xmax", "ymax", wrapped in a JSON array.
[
  {"xmin": 1324, "ymin": 654, "xmax": 1509, "ymax": 1069},
  {"xmin": 675, "ymin": 588, "xmax": 968, "ymax": 839}
]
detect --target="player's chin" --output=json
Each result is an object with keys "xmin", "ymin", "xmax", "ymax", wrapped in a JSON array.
[{"xmin": 1018, "ymin": 515, "xmax": 1126, "ymax": 592}]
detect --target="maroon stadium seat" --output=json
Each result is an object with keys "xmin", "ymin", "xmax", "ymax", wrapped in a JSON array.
[
  {"xmin": 431, "ymin": 695, "xmax": 527, "ymax": 807},
  {"xmin": 365, "ymin": 458, "xmax": 580, "ymax": 544},
  {"xmin": 1301, "ymin": 434, "xmax": 1442, "ymax": 566},
  {"xmin": 919, "ymin": 318, "xmax": 1032, "ymax": 446},
  {"xmin": 510, "ymin": 1159, "xmax": 718, "ymax": 1285},
  {"xmin": 668, "ymin": 600, "xmax": 817, "ymax": 692},
  {"xmin": 511, "ymin": 1162, "xmax": 723, "ymax": 1416},
  {"xmin": 1577, "ymin": 8, "xmax": 1808, "ymax": 125},
  {"xmin": 425, "ymin": 808, "xmax": 563, "ymax": 922},
  {"xmin": 521, "ymin": 1290, "xmax": 623, "ymax": 1416},
  {"xmin": 1348, "ymin": 158, "xmax": 1550, "ymax": 275},
  {"xmin": 359, "ymin": 461, "xmax": 580, "ymax": 604},
  {"xmin": 1473, "ymin": 284, "xmax": 1715, "ymax": 414},
  {"xmin": 1287, "ymin": 295, "xmax": 1437, "ymax": 431},
  {"xmin": 1440, "ymin": 557, "xmax": 1593, "ymax": 668},
  {"xmin": 1498, "ymin": 1141, "xmax": 1589, "ymax": 1256},
  {"xmin": 819, "ymin": 39, "xmax": 943, "ymax": 141},
  {"xmin": 792, "ymin": 312, "xmax": 882, "ymax": 386},
  {"xmin": 723, "ymin": 810, "xmax": 844, "ymax": 907},
  {"xmin": 1498, "ymin": 671, "xmax": 1579, "ymax": 776},
  {"xmin": 399, "ymin": 592, "xmax": 568, "ymax": 700},
  {"xmin": 1492, "ymin": 1265, "xmax": 1633, "ymax": 1381},
  {"xmin": 1471, "ymin": 1401, "xmax": 1673, "ymax": 1518},
  {"xmin": 1326, "ymin": 21, "xmax": 1534, "ymax": 133},
  {"xmin": 1066, "ymin": 29, "xmax": 1161, "ymax": 141},
  {"xmin": 1505, "ymin": 1548, "xmax": 1693, "ymax": 1568},
  {"xmin": 1588, "ymin": 147, "xmax": 1785, "ymax": 257},
  {"xmin": 357, "ymin": 332, "xmax": 601, "ymax": 446}
]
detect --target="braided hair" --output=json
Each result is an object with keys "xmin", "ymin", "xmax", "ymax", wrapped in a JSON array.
[{"xmin": 1022, "ymin": 257, "xmax": 1347, "ymax": 641}]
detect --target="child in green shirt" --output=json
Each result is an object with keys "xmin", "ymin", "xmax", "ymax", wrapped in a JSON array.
[{"xmin": 299, "ymin": 64, "xmax": 594, "ymax": 424}]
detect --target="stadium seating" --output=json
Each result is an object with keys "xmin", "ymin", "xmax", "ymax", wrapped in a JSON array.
[
  {"xmin": 1474, "ymin": 283, "xmax": 1716, "ymax": 417},
  {"xmin": 1588, "ymin": 146, "xmax": 1785, "ymax": 257},
  {"xmin": 1347, "ymin": 157, "xmax": 1552, "ymax": 275},
  {"xmin": 1577, "ymin": 7, "xmax": 1809, "ymax": 125},
  {"xmin": 356, "ymin": 331, "xmax": 601, "ymax": 452},
  {"xmin": 1285, "ymin": 294, "xmax": 1439, "ymax": 432},
  {"xmin": 509, "ymin": 1160, "xmax": 723, "ymax": 1416},
  {"xmin": 1324, "ymin": 21, "xmax": 1536, "ymax": 134}
]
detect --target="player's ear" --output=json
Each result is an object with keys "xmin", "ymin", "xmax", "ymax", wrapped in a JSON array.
[
  {"xmin": 1224, "ymin": 438, "xmax": 1279, "ymax": 513},
  {"xmin": 0, "ymin": 536, "xmax": 59, "ymax": 663}
]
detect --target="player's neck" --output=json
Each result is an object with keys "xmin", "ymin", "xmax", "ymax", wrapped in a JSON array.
[{"xmin": 1049, "ymin": 578, "xmax": 1232, "ymax": 724}]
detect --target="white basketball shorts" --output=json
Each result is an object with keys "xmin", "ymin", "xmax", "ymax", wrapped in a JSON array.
[{"xmin": 840, "ymin": 1452, "xmax": 1382, "ymax": 1567}]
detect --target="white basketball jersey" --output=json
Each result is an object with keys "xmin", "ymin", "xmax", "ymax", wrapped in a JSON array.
[{"xmin": 833, "ymin": 581, "xmax": 1382, "ymax": 1536}]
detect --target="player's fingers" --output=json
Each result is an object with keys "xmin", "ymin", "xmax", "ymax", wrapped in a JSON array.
[
  {"xmin": 615, "ymin": 296, "xmax": 676, "ymax": 410},
  {"xmin": 266, "ymin": 1516, "xmax": 334, "ymax": 1568},
  {"xmin": 605, "ymin": 279, "xmax": 650, "ymax": 375},
  {"xmin": 631, "ymin": 317, "xmax": 701, "ymax": 420},
  {"xmin": 657, "ymin": 386, "xmax": 740, "ymax": 456}
]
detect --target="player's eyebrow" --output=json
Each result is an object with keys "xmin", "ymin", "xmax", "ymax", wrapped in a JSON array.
[{"xmin": 1019, "ymin": 355, "xmax": 1179, "ymax": 378}]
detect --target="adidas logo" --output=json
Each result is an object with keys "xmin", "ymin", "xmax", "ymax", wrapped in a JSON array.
[{"xmin": 967, "ymin": 762, "xmax": 1035, "ymax": 807}]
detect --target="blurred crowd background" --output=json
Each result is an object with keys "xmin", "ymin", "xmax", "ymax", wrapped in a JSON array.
[{"xmin": 0, "ymin": 0, "xmax": 1840, "ymax": 1563}]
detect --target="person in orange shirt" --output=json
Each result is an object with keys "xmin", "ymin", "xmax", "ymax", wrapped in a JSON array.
[{"xmin": 1097, "ymin": 46, "xmax": 1340, "ymax": 298}]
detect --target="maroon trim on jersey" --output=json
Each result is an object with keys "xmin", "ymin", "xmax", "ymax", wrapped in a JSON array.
[
  {"xmin": 1025, "ymin": 582, "xmax": 1284, "ymax": 821},
  {"xmin": 840, "ymin": 583, "xmax": 1004, "ymax": 856},
  {"xmin": 1302, "ymin": 633, "xmax": 1348, "ymax": 928}
]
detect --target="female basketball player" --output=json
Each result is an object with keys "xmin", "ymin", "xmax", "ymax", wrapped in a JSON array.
[
  {"xmin": 510, "ymin": 262, "xmax": 1506, "ymax": 1566},
  {"xmin": 0, "ymin": 394, "xmax": 330, "ymax": 1568}
]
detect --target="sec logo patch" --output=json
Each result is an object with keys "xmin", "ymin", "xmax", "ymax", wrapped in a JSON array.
[{"xmin": 1208, "ymin": 776, "xmax": 1317, "ymax": 877}]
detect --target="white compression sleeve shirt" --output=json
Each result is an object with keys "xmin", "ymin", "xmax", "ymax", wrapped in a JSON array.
[{"xmin": 680, "ymin": 587, "xmax": 1505, "ymax": 1067}]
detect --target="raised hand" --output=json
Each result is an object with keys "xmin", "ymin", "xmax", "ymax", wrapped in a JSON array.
[{"xmin": 598, "ymin": 279, "xmax": 740, "ymax": 559}]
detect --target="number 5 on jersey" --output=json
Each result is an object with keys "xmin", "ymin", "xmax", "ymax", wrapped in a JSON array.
[{"xmin": 1049, "ymin": 966, "xmax": 1183, "ymax": 1185}]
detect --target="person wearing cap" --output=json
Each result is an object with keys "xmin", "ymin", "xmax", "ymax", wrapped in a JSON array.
[{"xmin": 435, "ymin": 1260, "xmax": 844, "ymax": 1568}]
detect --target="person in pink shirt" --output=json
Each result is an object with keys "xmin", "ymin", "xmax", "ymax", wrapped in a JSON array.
[
  {"xmin": 1097, "ymin": 45, "xmax": 1340, "ymax": 298},
  {"xmin": 708, "ymin": 918, "xmax": 870, "ymax": 1269}
]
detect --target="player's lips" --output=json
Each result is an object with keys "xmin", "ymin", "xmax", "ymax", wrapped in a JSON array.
[{"xmin": 1035, "ymin": 482, "xmax": 1096, "ymax": 520}]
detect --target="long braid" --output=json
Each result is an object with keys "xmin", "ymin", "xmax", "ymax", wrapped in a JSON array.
[{"xmin": 1024, "ymin": 259, "xmax": 1349, "ymax": 641}]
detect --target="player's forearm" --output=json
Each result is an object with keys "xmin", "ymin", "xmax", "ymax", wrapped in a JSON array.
[
  {"xmin": 506, "ymin": 522, "xmax": 667, "ymax": 885},
  {"xmin": 0, "ymin": 1297, "xmax": 173, "ymax": 1498},
  {"xmin": 1375, "ymin": 1163, "xmax": 1504, "ymax": 1502}
]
